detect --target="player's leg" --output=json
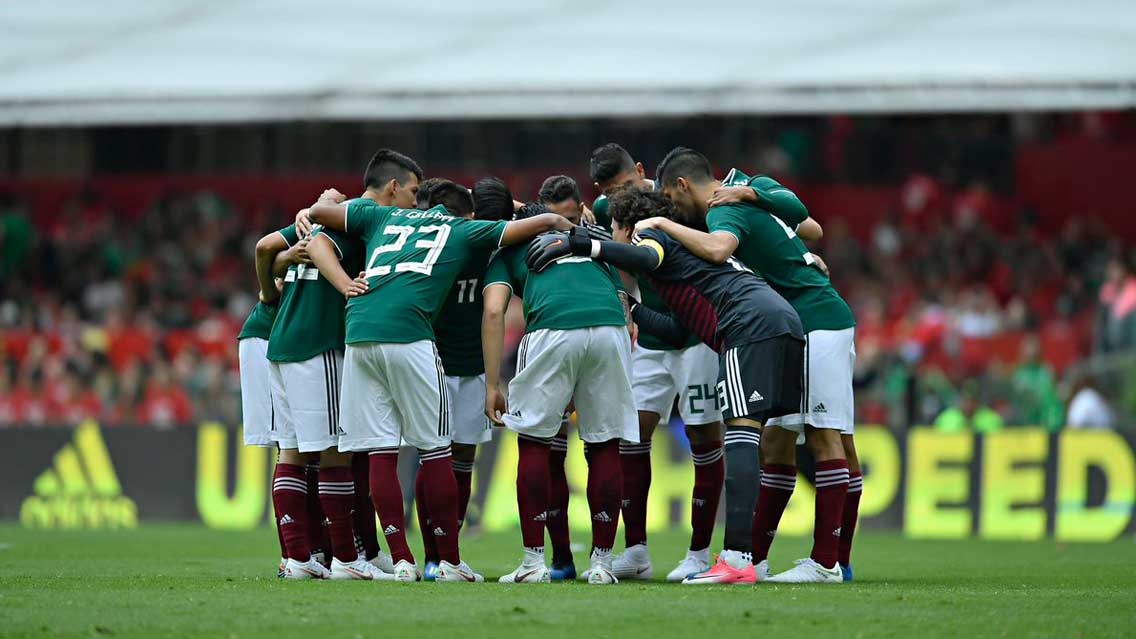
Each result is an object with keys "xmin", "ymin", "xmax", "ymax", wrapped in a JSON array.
[
  {"xmin": 839, "ymin": 433, "xmax": 861, "ymax": 581},
  {"xmin": 750, "ymin": 425, "xmax": 796, "ymax": 574},
  {"xmin": 547, "ymin": 417, "xmax": 573, "ymax": 579},
  {"xmin": 386, "ymin": 340, "xmax": 482, "ymax": 582},
  {"xmin": 668, "ymin": 343, "xmax": 725, "ymax": 581},
  {"xmin": 449, "ymin": 374, "xmax": 492, "ymax": 531},
  {"xmin": 574, "ymin": 326, "xmax": 639, "ymax": 585},
  {"xmin": 768, "ymin": 329, "xmax": 850, "ymax": 584},
  {"xmin": 350, "ymin": 452, "xmax": 392, "ymax": 572},
  {"xmin": 500, "ymin": 329, "xmax": 581, "ymax": 583},
  {"xmin": 338, "ymin": 343, "xmax": 416, "ymax": 580},
  {"xmin": 413, "ymin": 462, "xmax": 440, "ymax": 579},
  {"xmin": 238, "ymin": 337, "xmax": 284, "ymax": 573}
]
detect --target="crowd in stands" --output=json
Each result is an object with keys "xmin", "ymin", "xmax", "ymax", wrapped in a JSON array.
[{"xmin": 1, "ymin": 118, "xmax": 1134, "ymax": 431}]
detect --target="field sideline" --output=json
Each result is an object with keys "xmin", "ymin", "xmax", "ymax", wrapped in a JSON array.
[{"xmin": 0, "ymin": 524, "xmax": 1132, "ymax": 638}]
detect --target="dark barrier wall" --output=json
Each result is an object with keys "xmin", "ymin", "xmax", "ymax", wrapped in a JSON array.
[{"xmin": 3, "ymin": 421, "xmax": 1133, "ymax": 541}]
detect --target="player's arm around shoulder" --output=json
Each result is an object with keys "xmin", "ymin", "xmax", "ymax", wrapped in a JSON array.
[
  {"xmin": 481, "ymin": 282, "xmax": 513, "ymax": 425},
  {"xmin": 499, "ymin": 213, "xmax": 574, "ymax": 246},
  {"xmin": 635, "ymin": 214, "xmax": 738, "ymax": 265},
  {"xmin": 306, "ymin": 232, "xmax": 364, "ymax": 298}
]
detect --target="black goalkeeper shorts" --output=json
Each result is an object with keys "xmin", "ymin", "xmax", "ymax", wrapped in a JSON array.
[{"xmin": 716, "ymin": 335, "xmax": 805, "ymax": 423}]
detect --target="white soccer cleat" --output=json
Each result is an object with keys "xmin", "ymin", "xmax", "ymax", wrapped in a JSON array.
[
  {"xmin": 499, "ymin": 549, "xmax": 551, "ymax": 583},
  {"xmin": 369, "ymin": 550, "xmax": 395, "ymax": 574},
  {"xmin": 611, "ymin": 544, "xmax": 653, "ymax": 580},
  {"xmin": 587, "ymin": 550, "xmax": 619, "ymax": 585},
  {"xmin": 284, "ymin": 557, "xmax": 331, "ymax": 580},
  {"xmin": 278, "ymin": 557, "xmax": 287, "ymax": 579},
  {"xmin": 392, "ymin": 559, "xmax": 421, "ymax": 582},
  {"xmin": 436, "ymin": 560, "xmax": 485, "ymax": 583},
  {"xmin": 330, "ymin": 557, "xmax": 388, "ymax": 580},
  {"xmin": 766, "ymin": 558, "xmax": 844, "ymax": 584},
  {"xmin": 754, "ymin": 559, "xmax": 772, "ymax": 581},
  {"xmin": 666, "ymin": 548, "xmax": 711, "ymax": 582}
]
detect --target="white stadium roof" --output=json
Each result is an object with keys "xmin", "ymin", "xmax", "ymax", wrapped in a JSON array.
[{"xmin": 1, "ymin": 0, "xmax": 1135, "ymax": 125}]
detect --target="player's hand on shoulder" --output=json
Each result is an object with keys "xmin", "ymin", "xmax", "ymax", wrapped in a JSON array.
[
  {"xmin": 346, "ymin": 271, "xmax": 369, "ymax": 297},
  {"xmin": 707, "ymin": 185, "xmax": 756, "ymax": 208},
  {"xmin": 633, "ymin": 216, "xmax": 668, "ymax": 233},
  {"xmin": 319, "ymin": 188, "xmax": 347, "ymax": 204},
  {"xmin": 581, "ymin": 204, "xmax": 597, "ymax": 225},
  {"xmin": 809, "ymin": 252, "xmax": 830, "ymax": 277},
  {"xmin": 486, "ymin": 387, "xmax": 507, "ymax": 425},
  {"xmin": 290, "ymin": 236, "xmax": 313, "ymax": 265},
  {"xmin": 526, "ymin": 232, "xmax": 571, "ymax": 272},
  {"xmin": 295, "ymin": 208, "xmax": 313, "ymax": 237}
]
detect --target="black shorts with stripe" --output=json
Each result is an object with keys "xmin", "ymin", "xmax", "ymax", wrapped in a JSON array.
[{"xmin": 715, "ymin": 335, "xmax": 804, "ymax": 423}]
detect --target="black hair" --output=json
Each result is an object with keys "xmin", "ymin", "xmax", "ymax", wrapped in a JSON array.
[
  {"xmin": 537, "ymin": 175, "xmax": 581, "ymax": 206},
  {"xmin": 415, "ymin": 177, "xmax": 447, "ymax": 209},
  {"xmin": 513, "ymin": 202, "xmax": 552, "ymax": 221},
  {"xmin": 607, "ymin": 186, "xmax": 678, "ymax": 229},
  {"xmin": 589, "ymin": 143, "xmax": 636, "ymax": 184},
  {"xmin": 425, "ymin": 180, "xmax": 474, "ymax": 217},
  {"xmin": 655, "ymin": 146, "xmax": 713, "ymax": 187},
  {"xmin": 363, "ymin": 148, "xmax": 424, "ymax": 191},
  {"xmin": 471, "ymin": 176, "xmax": 514, "ymax": 221}
]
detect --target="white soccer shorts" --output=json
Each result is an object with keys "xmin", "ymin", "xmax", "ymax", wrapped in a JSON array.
[
  {"xmin": 238, "ymin": 337, "xmax": 275, "ymax": 447},
  {"xmin": 765, "ymin": 327, "xmax": 855, "ymax": 434},
  {"xmin": 632, "ymin": 343, "xmax": 722, "ymax": 426},
  {"xmin": 337, "ymin": 340, "xmax": 452, "ymax": 452},
  {"xmin": 448, "ymin": 373, "xmax": 492, "ymax": 445},
  {"xmin": 269, "ymin": 350, "xmax": 344, "ymax": 453},
  {"xmin": 504, "ymin": 326, "xmax": 638, "ymax": 443}
]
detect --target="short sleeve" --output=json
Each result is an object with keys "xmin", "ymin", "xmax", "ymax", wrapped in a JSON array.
[
  {"xmin": 344, "ymin": 199, "xmax": 384, "ymax": 240},
  {"xmin": 592, "ymin": 195, "xmax": 612, "ymax": 230},
  {"xmin": 315, "ymin": 227, "xmax": 356, "ymax": 262},
  {"xmin": 748, "ymin": 175, "xmax": 808, "ymax": 227},
  {"xmin": 484, "ymin": 249, "xmax": 516, "ymax": 292},
  {"xmin": 706, "ymin": 204, "xmax": 751, "ymax": 245},
  {"xmin": 278, "ymin": 224, "xmax": 299, "ymax": 246},
  {"xmin": 464, "ymin": 219, "xmax": 509, "ymax": 250}
]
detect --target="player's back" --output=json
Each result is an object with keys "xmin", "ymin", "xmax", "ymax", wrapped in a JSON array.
[
  {"xmin": 433, "ymin": 247, "xmax": 494, "ymax": 377},
  {"xmin": 343, "ymin": 200, "xmax": 507, "ymax": 346},
  {"xmin": 486, "ymin": 245, "xmax": 625, "ymax": 333}
]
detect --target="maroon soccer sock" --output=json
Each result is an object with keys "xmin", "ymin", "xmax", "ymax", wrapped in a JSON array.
[
  {"xmin": 585, "ymin": 439, "xmax": 621, "ymax": 553},
  {"xmin": 548, "ymin": 434, "xmax": 572, "ymax": 564},
  {"xmin": 689, "ymin": 441, "xmax": 725, "ymax": 552},
  {"xmin": 838, "ymin": 470, "xmax": 863, "ymax": 567},
  {"xmin": 304, "ymin": 462, "xmax": 329, "ymax": 556},
  {"xmin": 350, "ymin": 453, "xmax": 380, "ymax": 560},
  {"xmin": 272, "ymin": 463, "xmax": 311, "ymax": 561},
  {"xmin": 752, "ymin": 464, "xmax": 796, "ymax": 562},
  {"xmin": 453, "ymin": 459, "xmax": 474, "ymax": 529},
  {"xmin": 812, "ymin": 459, "xmax": 850, "ymax": 569},
  {"xmin": 419, "ymin": 446, "xmax": 461, "ymax": 565},
  {"xmin": 272, "ymin": 455, "xmax": 288, "ymax": 560},
  {"xmin": 317, "ymin": 466, "xmax": 358, "ymax": 562},
  {"xmin": 619, "ymin": 440, "xmax": 652, "ymax": 548},
  {"xmin": 414, "ymin": 468, "xmax": 439, "ymax": 564},
  {"xmin": 369, "ymin": 449, "xmax": 414, "ymax": 564},
  {"xmin": 516, "ymin": 435, "xmax": 551, "ymax": 550}
]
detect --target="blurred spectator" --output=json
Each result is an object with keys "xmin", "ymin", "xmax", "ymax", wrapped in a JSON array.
[
  {"xmin": 934, "ymin": 382, "xmax": 1005, "ymax": 433},
  {"xmin": 1096, "ymin": 255, "xmax": 1136, "ymax": 354},
  {"xmin": 1066, "ymin": 376, "xmax": 1115, "ymax": 429},
  {"xmin": 1010, "ymin": 336, "xmax": 1063, "ymax": 431}
]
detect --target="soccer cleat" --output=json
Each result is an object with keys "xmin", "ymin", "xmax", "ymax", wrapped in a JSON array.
[
  {"xmin": 284, "ymin": 557, "xmax": 331, "ymax": 580},
  {"xmin": 766, "ymin": 558, "xmax": 844, "ymax": 584},
  {"xmin": 754, "ymin": 559, "xmax": 772, "ymax": 581},
  {"xmin": 330, "ymin": 557, "xmax": 389, "ymax": 580},
  {"xmin": 436, "ymin": 560, "xmax": 485, "ymax": 583},
  {"xmin": 392, "ymin": 559, "xmax": 421, "ymax": 582},
  {"xmin": 278, "ymin": 557, "xmax": 287, "ymax": 579},
  {"xmin": 369, "ymin": 551, "xmax": 395, "ymax": 574},
  {"xmin": 587, "ymin": 550, "xmax": 619, "ymax": 585},
  {"xmin": 841, "ymin": 563, "xmax": 853, "ymax": 582},
  {"xmin": 549, "ymin": 561, "xmax": 577, "ymax": 581},
  {"xmin": 666, "ymin": 548, "xmax": 711, "ymax": 582},
  {"xmin": 422, "ymin": 561, "xmax": 440, "ymax": 581},
  {"xmin": 611, "ymin": 544, "xmax": 654, "ymax": 580},
  {"xmin": 681, "ymin": 550, "xmax": 756, "ymax": 585},
  {"xmin": 499, "ymin": 550, "xmax": 552, "ymax": 584}
]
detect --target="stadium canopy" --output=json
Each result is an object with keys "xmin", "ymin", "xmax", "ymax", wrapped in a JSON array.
[{"xmin": 1, "ymin": 0, "xmax": 1135, "ymax": 125}]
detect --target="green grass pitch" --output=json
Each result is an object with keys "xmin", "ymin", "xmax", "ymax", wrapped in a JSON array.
[{"xmin": 0, "ymin": 524, "xmax": 1133, "ymax": 638}]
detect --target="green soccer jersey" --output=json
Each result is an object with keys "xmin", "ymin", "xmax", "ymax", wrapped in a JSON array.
[
  {"xmin": 266, "ymin": 225, "xmax": 362, "ymax": 362},
  {"xmin": 485, "ymin": 246, "xmax": 626, "ymax": 333},
  {"xmin": 433, "ymin": 248, "xmax": 494, "ymax": 377},
  {"xmin": 709, "ymin": 169, "xmax": 855, "ymax": 333},
  {"xmin": 591, "ymin": 194, "xmax": 613, "ymax": 230},
  {"xmin": 344, "ymin": 199, "xmax": 508, "ymax": 345},
  {"xmin": 237, "ymin": 301, "xmax": 277, "ymax": 341},
  {"xmin": 636, "ymin": 278, "xmax": 699, "ymax": 351}
]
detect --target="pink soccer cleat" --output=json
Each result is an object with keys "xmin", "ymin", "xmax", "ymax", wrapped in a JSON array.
[{"xmin": 681, "ymin": 550, "xmax": 757, "ymax": 585}]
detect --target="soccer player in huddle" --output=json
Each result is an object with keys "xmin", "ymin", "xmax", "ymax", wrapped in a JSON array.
[
  {"xmin": 254, "ymin": 208, "xmax": 392, "ymax": 580},
  {"xmin": 528, "ymin": 187, "xmax": 806, "ymax": 585},
  {"xmin": 307, "ymin": 150, "xmax": 574, "ymax": 582},
  {"xmin": 639, "ymin": 147, "xmax": 858, "ymax": 583},
  {"xmin": 483, "ymin": 202, "xmax": 638, "ymax": 585},
  {"xmin": 588, "ymin": 143, "xmax": 727, "ymax": 581}
]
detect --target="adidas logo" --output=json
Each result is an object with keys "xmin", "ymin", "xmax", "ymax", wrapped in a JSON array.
[
  {"xmin": 593, "ymin": 511, "xmax": 612, "ymax": 523},
  {"xmin": 813, "ymin": 403, "xmax": 827, "ymax": 413},
  {"xmin": 383, "ymin": 525, "xmax": 400, "ymax": 536},
  {"xmin": 279, "ymin": 514, "xmax": 295, "ymax": 526},
  {"xmin": 749, "ymin": 390, "xmax": 764, "ymax": 403},
  {"xmin": 19, "ymin": 420, "xmax": 138, "ymax": 529},
  {"xmin": 692, "ymin": 498, "xmax": 707, "ymax": 507},
  {"xmin": 533, "ymin": 511, "xmax": 548, "ymax": 522},
  {"xmin": 433, "ymin": 526, "xmax": 446, "ymax": 537}
]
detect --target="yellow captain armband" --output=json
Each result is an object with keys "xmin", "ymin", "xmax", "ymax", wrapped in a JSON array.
[{"xmin": 634, "ymin": 238, "xmax": 665, "ymax": 268}]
